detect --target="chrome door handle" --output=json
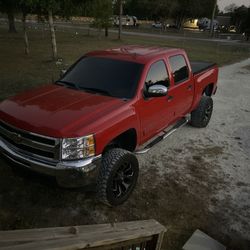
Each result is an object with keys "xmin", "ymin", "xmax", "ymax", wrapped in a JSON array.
[{"xmin": 167, "ymin": 95, "xmax": 174, "ymax": 101}]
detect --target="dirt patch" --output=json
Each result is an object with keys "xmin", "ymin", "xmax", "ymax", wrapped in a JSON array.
[
  {"xmin": 242, "ymin": 64, "xmax": 250, "ymax": 71},
  {"xmin": 0, "ymin": 141, "xmax": 246, "ymax": 250},
  {"xmin": 234, "ymin": 126, "xmax": 250, "ymax": 155}
]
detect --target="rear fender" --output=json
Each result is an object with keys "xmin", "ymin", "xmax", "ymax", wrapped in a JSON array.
[{"xmin": 191, "ymin": 67, "xmax": 218, "ymax": 110}]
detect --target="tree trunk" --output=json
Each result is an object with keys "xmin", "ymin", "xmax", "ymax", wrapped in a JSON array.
[
  {"xmin": 105, "ymin": 26, "xmax": 108, "ymax": 37},
  {"xmin": 118, "ymin": 0, "xmax": 123, "ymax": 40},
  {"xmin": 98, "ymin": 27, "xmax": 102, "ymax": 39},
  {"xmin": 7, "ymin": 12, "xmax": 17, "ymax": 33},
  {"xmin": 177, "ymin": 13, "xmax": 185, "ymax": 30},
  {"xmin": 48, "ymin": 9, "xmax": 58, "ymax": 60},
  {"xmin": 22, "ymin": 13, "xmax": 30, "ymax": 55}
]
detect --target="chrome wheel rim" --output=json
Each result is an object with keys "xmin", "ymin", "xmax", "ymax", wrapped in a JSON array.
[{"xmin": 112, "ymin": 162, "xmax": 134, "ymax": 198}]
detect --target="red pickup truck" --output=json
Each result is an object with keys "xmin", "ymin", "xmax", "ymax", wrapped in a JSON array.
[{"xmin": 0, "ymin": 46, "xmax": 218, "ymax": 206}]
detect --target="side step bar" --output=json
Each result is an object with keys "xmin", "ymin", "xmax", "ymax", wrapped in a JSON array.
[{"xmin": 135, "ymin": 117, "xmax": 189, "ymax": 155}]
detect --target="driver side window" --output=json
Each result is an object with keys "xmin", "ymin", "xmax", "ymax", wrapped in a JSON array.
[{"xmin": 145, "ymin": 60, "xmax": 170, "ymax": 90}]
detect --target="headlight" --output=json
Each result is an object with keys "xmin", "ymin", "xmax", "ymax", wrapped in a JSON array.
[{"xmin": 61, "ymin": 135, "xmax": 95, "ymax": 160}]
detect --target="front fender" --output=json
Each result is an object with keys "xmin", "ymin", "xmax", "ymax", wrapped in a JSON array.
[{"xmin": 94, "ymin": 106, "xmax": 139, "ymax": 154}]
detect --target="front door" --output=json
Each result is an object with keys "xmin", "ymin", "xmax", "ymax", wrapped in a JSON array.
[{"xmin": 137, "ymin": 60, "xmax": 175, "ymax": 144}]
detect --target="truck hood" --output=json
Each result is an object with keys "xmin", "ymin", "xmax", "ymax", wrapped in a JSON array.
[{"xmin": 0, "ymin": 84, "xmax": 127, "ymax": 137}]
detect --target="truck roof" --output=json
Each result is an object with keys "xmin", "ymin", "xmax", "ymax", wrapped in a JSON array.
[{"xmin": 86, "ymin": 45, "xmax": 182, "ymax": 64}]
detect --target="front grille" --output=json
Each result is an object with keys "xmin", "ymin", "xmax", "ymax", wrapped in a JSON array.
[{"xmin": 0, "ymin": 121, "xmax": 60, "ymax": 161}]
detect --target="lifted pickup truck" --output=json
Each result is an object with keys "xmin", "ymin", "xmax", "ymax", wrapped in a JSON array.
[{"xmin": 0, "ymin": 46, "xmax": 218, "ymax": 206}]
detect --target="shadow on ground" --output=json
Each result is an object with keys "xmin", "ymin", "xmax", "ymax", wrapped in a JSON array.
[{"xmin": 0, "ymin": 142, "xmax": 249, "ymax": 250}]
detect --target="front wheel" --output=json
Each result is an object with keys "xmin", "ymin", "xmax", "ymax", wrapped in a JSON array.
[
  {"xmin": 97, "ymin": 148, "xmax": 139, "ymax": 206},
  {"xmin": 191, "ymin": 96, "xmax": 213, "ymax": 128}
]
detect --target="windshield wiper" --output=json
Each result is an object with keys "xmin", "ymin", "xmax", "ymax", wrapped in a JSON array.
[
  {"xmin": 79, "ymin": 87, "xmax": 112, "ymax": 97},
  {"xmin": 56, "ymin": 81, "xmax": 112, "ymax": 97},
  {"xmin": 55, "ymin": 80, "xmax": 79, "ymax": 90}
]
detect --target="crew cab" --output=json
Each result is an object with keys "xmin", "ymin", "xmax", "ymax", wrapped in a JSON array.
[{"xmin": 0, "ymin": 46, "xmax": 218, "ymax": 206}]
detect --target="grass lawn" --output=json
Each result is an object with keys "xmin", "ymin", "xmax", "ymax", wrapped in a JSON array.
[{"xmin": 0, "ymin": 23, "xmax": 249, "ymax": 101}]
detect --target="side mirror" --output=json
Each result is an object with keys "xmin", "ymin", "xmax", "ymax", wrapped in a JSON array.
[
  {"xmin": 60, "ymin": 69, "xmax": 67, "ymax": 78},
  {"xmin": 146, "ymin": 85, "xmax": 168, "ymax": 97}
]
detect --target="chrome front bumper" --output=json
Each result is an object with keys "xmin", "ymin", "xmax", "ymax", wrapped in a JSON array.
[{"xmin": 0, "ymin": 139, "xmax": 102, "ymax": 188}]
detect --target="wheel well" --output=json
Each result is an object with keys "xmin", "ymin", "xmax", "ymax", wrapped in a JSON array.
[
  {"xmin": 203, "ymin": 83, "xmax": 214, "ymax": 96},
  {"xmin": 103, "ymin": 129, "xmax": 137, "ymax": 154}
]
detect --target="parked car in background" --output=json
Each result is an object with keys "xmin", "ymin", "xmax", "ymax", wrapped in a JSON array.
[
  {"xmin": 152, "ymin": 21, "xmax": 163, "ymax": 29},
  {"xmin": 113, "ymin": 15, "xmax": 138, "ymax": 27},
  {"xmin": 152, "ymin": 21, "xmax": 177, "ymax": 30},
  {"xmin": 198, "ymin": 17, "xmax": 219, "ymax": 31},
  {"xmin": 228, "ymin": 25, "xmax": 237, "ymax": 33}
]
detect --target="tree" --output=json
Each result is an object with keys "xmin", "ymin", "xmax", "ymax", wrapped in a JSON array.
[
  {"xmin": 243, "ymin": 8, "xmax": 250, "ymax": 31},
  {"xmin": 59, "ymin": 0, "xmax": 86, "ymax": 19},
  {"xmin": 170, "ymin": 0, "xmax": 215, "ymax": 29},
  {"xmin": 233, "ymin": 5, "xmax": 248, "ymax": 32},
  {"xmin": 19, "ymin": 0, "xmax": 38, "ymax": 55},
  {"xmin": 171, "ymin": 0, "xmax": 189, "ymax": 29},
  {"xmin": 224, "ymin": 3, "xmax": 237, "ymax": 13},
  {"xmin": 48, "ymin": 8, "xmax": 57, "ymax": 60},
  {"xmin": 225, "ymin": 4, "xmax": 249, "ymax": 32},
  {"xmin": 123, "ymin": 0, "xmax": 172, "ymax": 20},
  {"xmin": 38, "ymin": 0, "xmax": 60, "ymax": 60},
  {"xmin": 91, "ymin": 0, "xmax": 113, "ymax": 37},
  {"xmin": 122, "ymin": 0, "xmax": 147, "ymax": 20},
  {"xmin": 0, "ymin": 0, "xmax": 18, "ymax": 32},
  {"xmin": 37, "ymin": 0, "xmax": 91, "ymax": 59}
]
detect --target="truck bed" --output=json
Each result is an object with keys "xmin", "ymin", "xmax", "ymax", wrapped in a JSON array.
[{"xmin": 191, "ymin": 61, "xmax": 217, "ymax": 75}]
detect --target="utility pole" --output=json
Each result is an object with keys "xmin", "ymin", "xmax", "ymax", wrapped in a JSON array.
[
  {"xmin": 118, "ymin": 0, "xmax": 123, "ymax": 40},
  {"xmin": 210, "ymin": 0, "xmax": 217, "ymax": 37}
]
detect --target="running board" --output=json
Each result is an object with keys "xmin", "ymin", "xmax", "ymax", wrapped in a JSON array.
[{"xmin": 135, "ymin": 117, "xmax": 189, "ymax": 154}]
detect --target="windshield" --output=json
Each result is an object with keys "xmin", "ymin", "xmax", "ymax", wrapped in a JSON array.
[{"xmin": 57, "ymin": 56, "xmax": 144, "ymax": 99}]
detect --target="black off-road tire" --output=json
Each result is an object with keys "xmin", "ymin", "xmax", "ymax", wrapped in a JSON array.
[
  {"xmin": 191, "ymin": 96, "xmax": 213, "ymax": 128},
  {"xmin": 97, "ymin": 148, "xmax": 139, "ymax": 207}
]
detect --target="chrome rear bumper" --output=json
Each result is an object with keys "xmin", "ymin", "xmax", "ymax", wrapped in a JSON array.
[{"xmin": 0, "ymin": 139, "xmax": 102, "ymax": 188}]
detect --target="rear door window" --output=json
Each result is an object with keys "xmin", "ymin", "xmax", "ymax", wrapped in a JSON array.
[{"xmin": 169, "ymin": 55, "xmax": 189, "ymax": 84}]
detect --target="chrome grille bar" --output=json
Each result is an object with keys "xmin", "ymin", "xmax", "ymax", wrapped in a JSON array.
[{"xmin": 0, "ymin": 121, "xmax": 60, "ymax": 161}]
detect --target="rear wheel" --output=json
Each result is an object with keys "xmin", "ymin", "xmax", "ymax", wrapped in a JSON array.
[
  {"xmin": 191, "ymin": 96, "xmax": 213, "ymax": 128},
  {"xmin": 97, "ymin": 148, "xmax": 139, "ymax": 206}
]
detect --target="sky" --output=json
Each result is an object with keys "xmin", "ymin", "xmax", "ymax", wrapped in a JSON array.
[{"xmin": 218, "ymin": 0, "xmax": 250, "ymax": 11}]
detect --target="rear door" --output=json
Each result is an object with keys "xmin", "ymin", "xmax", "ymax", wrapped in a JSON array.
[{"xmin": 167, "ymin": 54, "xmax": 194, "ymax": 117}]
